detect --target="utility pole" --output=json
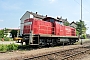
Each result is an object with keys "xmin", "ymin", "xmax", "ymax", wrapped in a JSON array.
[{"xmin": 80, "ymin": 0, "xmax": 82, "ymax": 45}]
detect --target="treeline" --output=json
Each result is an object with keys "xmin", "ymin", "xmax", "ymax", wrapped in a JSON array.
[{"xmin": 0, "ymin": 28, "xmax": 18, "ymax": 41}]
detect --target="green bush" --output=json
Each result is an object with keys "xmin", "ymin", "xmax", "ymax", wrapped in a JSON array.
[
  {"xmin": 0, "ymin": 43, "xmax": 19, "ymax": 52},
  {"xmin": 80, "ymin": 34, "xmax": 86, "ymax": 39},
  {"xmin": 0, "ymin": 44, "xmax": 7, "ymax": 52},
  {"xmin": 0, "ymin": 37, "xmax": 13, "ymax": 41},
  {"xmin": 4, "ymin": 37, "xmax": 13, "ymax": 41},
  {"xmin": 7, "ymin": 43, "xmax": 18, "ymax": 51}
]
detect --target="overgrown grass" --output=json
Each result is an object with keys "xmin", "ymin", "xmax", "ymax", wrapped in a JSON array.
[
  {"xmin": 4, "ymin": 37, "xmax": 13, "ymax": 41},
  {"xmin": 0, "ymin": 37, "xmax": 13, "ymax": 41},
  {"xmin": 0, "ymin": 44, "xmax": 35, "ymax": 52},
  {"xmin": 0, "ymin": 43, "xmax": 19, "ymax": 52}
]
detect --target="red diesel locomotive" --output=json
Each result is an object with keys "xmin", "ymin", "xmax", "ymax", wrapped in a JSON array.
[{"xmin": 15, "ymin": 17, "xmax": 78, "ymax": 46}]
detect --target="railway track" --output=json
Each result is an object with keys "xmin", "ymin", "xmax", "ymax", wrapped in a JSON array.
[{"xmin": 23, "ymin": 45, "xmax": 90, "ymax": 60}]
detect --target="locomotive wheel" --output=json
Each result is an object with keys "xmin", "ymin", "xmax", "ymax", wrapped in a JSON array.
[
  {"xmin": 50, "ymin": 39, "xmax": 56, "ymax": 47},
  {"xmin": 50, "ymin": 43, "xmax": 54, "ymax": 47},
  {"xmin": 21, "ymin": 40, "xmax": 23, "ymax": 45},
  {"xmin": 25, "ymin": 40, "xmax": 29, "ymax": 45},
  {"xmin": 38, "ymin": 45, "xmax": 42, "ymax": 48},
  {"xmin": 69, "ymin": 39, "xmax": 74, "ymax": 45}
]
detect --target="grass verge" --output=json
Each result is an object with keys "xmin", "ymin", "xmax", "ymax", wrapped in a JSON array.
[{"xmin": 0, "ymin": 43, "xmax": 19, "ymax": 52}]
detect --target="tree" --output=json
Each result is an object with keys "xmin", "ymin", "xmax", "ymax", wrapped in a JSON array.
[
  {"xmin": 4, "ymin": 28, "xmax": 8, "ymax": 37},
  {"xmin": 76, "ymin": 20, "xmax": 87, "ymax": 38},
  {"xmin": 10, "ymin": 30, "xmax": 17, "ymax": 38},
  {"xmin": 0, "ymin": 28, "xmax": 9, "ymax": 38},
  {"xmin": 63, "ymin": 19, "xmax": 70, "ymax": 26},
  {"xmin": 64, "ymin": 21, "xmax": 70, "ymax": 26},
  {"xmin": 0, "ymin": 30, "xmax": 4, "ymax": 38}
]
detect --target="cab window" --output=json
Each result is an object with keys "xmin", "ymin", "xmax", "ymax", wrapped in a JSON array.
[
  {"xmin": 50, "ymin": 19, "xmax": 54, "ymax": 23},
  {"xmin": 60, "ymin": 22, "xmax": 63, "ymax": 25}
]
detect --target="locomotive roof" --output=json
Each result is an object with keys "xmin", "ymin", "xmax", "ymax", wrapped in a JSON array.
[{"xmin": 43, "ymin": 17, "xmax": 63, "ymax": 22}]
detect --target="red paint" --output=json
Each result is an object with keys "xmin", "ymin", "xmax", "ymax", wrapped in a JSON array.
[{"xmin": 23, "ymin": 18, "xmax": 76, "ymax": 36}]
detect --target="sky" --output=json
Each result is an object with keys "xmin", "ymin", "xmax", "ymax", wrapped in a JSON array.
[{"xmin": 0, "ymin": 0, "xmax": 90, "ymax": 34}]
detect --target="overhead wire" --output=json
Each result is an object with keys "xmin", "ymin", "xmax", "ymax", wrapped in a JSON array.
[{"xmin": 74, "ymin": 0, "xmax": 90, "ymax": 13}]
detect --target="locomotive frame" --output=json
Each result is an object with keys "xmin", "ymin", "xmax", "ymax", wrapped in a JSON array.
[{"xmin": 22, "ymin": 33, "xmax": 78, "ymax": 46}]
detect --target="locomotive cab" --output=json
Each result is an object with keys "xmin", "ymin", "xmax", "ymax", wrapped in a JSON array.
[
  {"xmin": 43, "ymin": 17, "xmax": 55, "ymax": 23},
  {"xmin": 43, "ymin": 17, "xmax": 56, "ymax": 34}
]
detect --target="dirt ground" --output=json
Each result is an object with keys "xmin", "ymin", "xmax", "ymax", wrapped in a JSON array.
[
  {"xmin": 81, "ymin": 54, "xmax": 90, "ymax": 60},
  {"xmin": 78, "ymin": 50, "xmax": 90, "ymax": 60}
]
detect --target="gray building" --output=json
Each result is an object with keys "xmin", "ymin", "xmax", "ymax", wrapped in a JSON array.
[{"xmin": 70, "ymin": 21, "xmax": 77, "ymax": 28}]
